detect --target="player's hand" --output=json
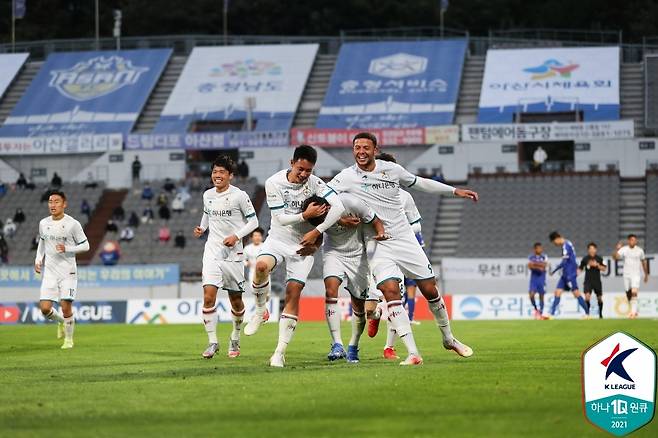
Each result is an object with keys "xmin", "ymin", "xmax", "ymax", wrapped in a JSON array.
[
  {"xmin": 302, "ymin": 202, "xmax": 328, "ymax": 220},
  {"xmin": 223, "ymin": 234, "xmax": 239, "ymax": 247},
  {"xmin": 454, "ymin": 188, "xmax": 478, "ymax": 202},
  {"xmin": 615, "ymin": 241, "xmax": 623, "ymax": 250},
  {"xmin": 338, "ymin": 216, "xmax": 360, "ymax": 228},
  {"xmin": 34, "ymin": 262, "xmax": 42, "ymax": 274},
  {"xmin": 374, "ymin": 232, "xmax": 391, "ymax": 241},
  {"xmin": 300, "ymin": 228, "xmax": 321, "ymax": 247},
  {"xmin": 296, "ymin": 246, "xmax": 318, "ymax": 256},
  {"xmin": 55, "ymin": 243, "xmax": 66, "ymax": 253},
  {"xmin": 193, "ymin": 226, "xmax": 205, "ymax": 238}
]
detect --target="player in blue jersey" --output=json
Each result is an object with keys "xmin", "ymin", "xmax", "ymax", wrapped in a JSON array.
[
  {"xmin": 527, "ymin": 242, "xmax": 548, "ymax": 319},
  {"xmin": 546, "ymin": 231, "xmax": 589, "ymax": 318}
]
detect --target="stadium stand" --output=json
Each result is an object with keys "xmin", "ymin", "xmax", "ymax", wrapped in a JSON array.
[
  {"xmin": 618, "ymin": 178, "xmax": 647, "ymax": 242},
  {"xmin": 0, "ymin": 61, "xmax": 41, "ymax": 126},
  {"xmin": 292, "ymin": 55, "xmax": 337, "ymax": 128},
  {"xmin": 454, "ymin": 56, "xmax": 485, "ymax": 125},
  {"xmin": 645, "ymin": 172, "xmax": 658, "ymax": 252}
]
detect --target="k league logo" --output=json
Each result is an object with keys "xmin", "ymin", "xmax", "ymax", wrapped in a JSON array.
[
  {"xmin": 368, "ymin": 53, "xmax": 427, "ymax": 79},
  {"xmin": 582, "ymin": 332, "xmax": 656, "ymax": 436}
]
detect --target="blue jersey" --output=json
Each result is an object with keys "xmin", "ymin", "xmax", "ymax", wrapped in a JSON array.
[
  {"xmin": 557, "ymin": 240, "xmax": 578, "ymax": 276},
  {"xmin": 528, "ymin": 253, "xmax": 548, "ymax": 280}
]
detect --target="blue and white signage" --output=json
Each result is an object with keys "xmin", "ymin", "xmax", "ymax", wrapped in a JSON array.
[
  {"xmin": 478, "ymin": 46, "xmax": 620, "ymax": 123},
  {"xmin": 316, "ymin": 40, "xmax": 467, "ymax": 129},
  {"xmin": 126, "ymin": 131, "xmax": 289, "ymax": 150},
  {"xmin": 0, "ymin": 53, "xmax": 29, "ymax": 99},
  {"xmin": 155, "ymin": 44, "xmax": 318, "ymax": 133},
  {"xmin": 0, "ymin": 49, "xmax": 171, "ymax": 137}
]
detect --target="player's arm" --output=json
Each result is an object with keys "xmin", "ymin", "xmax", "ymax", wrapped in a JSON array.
[
  {"xmin": 224, "ymin": 194, "xmax": 259, "ymax": 247},
  {"xmin": 193, "ymin": 212, "xmax": 209, "ymax": 238},
  {"xmin": 408, "ymin": 175, "xmax": 478, "ymax": 202},
  {"xmin": 34, "ymin": 230, "xmax": 45, "ymax": 274},
  {"xmin": 596, "ymin": 257, "xmax": 607, "ymax": 271},
  {"xmin": 300, "ymin": 188, "xmax": 345, "ymax": 247},
  {"xmin": 612, "ymin": 241, "xmax": 623, "ymax": 260},
  {"xmin": 641, "ymin": 251, "xmax": 649, "ymax": 282}
]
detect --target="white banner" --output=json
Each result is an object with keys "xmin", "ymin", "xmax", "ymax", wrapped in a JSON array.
[
  {"xmin": 0, "ymin": 53, "xmax": 28, "ymax": 99},
  {"xmin": 0, "ymin": 134, "xmax": 123, "ymax": 155},
  {"xmin": 452, "ymin": 292, "xmax": 658, "ymax": 320},
  {"xmin": 462, "ymin": 120, "xmax": 634, "ymax": 142}
]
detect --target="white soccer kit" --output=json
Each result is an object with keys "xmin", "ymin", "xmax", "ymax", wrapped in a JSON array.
[
  {"xmin": 400, "ymin": 189, "xmax": 422, "ymax": 230},
  {"xmin": 243, "ymin": 242, "xmax": 262, "ymax": 283},
  {"xmin": 617, "ymin": 245, "xmax": 646, "ymax": 290},
  {"xmin": 36, "ymin": 214, "xmax": 88, "ymax": 302},
  {"xmin": 200, "ymin": 186, "xmax": 257, "ymax": 292}
]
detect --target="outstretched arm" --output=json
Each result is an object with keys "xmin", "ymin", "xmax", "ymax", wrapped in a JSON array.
[{"xmin": 411, "ymin": 176, "xmax": 479, "ymax": 202}]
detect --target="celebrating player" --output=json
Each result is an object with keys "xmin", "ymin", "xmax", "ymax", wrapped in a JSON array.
[
  {"xmin": 194, "ymin": 156, "xmax": 258, "ymax": 359},
  {"xmin": 243, "ymin": 227, "xmax": 264, "ymax": 285},
  {"xmin": 528, "ymin": 242, "xmax": 548, "ymax": 319},
  {"xmin": 35, "ymin": 190, "xmax": 90, "ymax": 349},
  {"xmin": 546, "ymin": 231, "xmax": 589, "ymax": 318},
  {"xmin": 247, "ymin": 145, "xmax": 345, "ymax": 367},
  {"xmin": 613, "ymin": 234, "xmax": 648, "ymax": 318},
  {"xmin": 579, "ymin": 242, "xmax": 606, "ymax": 319},
  {"xmin": 327, "ymin": 132, "xmax": 477, "ymax": 365}
]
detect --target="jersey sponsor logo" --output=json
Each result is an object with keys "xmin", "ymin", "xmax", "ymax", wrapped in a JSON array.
[{"xmin": 206, "ymin": 209, "xmax": 233, "ymax": 217}]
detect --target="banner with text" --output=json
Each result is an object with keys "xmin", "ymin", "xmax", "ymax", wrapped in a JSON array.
[
  {"xmin": 317, "ymin": 40, "xmax": 467, "ymax": 129},
  {"xmin": 291, "ymin": 125, "xmax": 459, "ymax": 147},
  {"xmin": 126, "ymin": 131, "xmax": 289, "ymax": 150},
  {"xmin": 461, "ymin": 120, "xmax": 634, "ymax": 142},
  {"xmin": 0, "ymin": 133, "xmax": 122, "ymax": 155},
  {"xmin": 0, "ymin": 53, "xmax": 29, "ymax": 99},
  {"xmin": 478, "ymin": 46, "xmax": 620, "ymax": 123},
  {"xmin": 155, "ymin": 44, "xmax": 318, "ymax": 133},
  {"xmin": 0, "ymin": 301, "xmax": 127, "ymax": 325},
  {"xmin": 0, "ymin": 49, "xmax": 171, "ymax": 137}
]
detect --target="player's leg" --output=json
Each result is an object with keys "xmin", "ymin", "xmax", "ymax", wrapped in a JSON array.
[
  {"xmin": 324, "ymin": 275, "xmax": 346, "ymax": 360},
  {"xmin": 378, "ymin": 277, "xmax": 422, "ymax": 364},
  {"xmin": 347, "ymin": 296, "xmax": 366, "ymax": 363},
  {"xmin": 595, "ymin": 287, "xmax": 603, "ymax": 319},
  {"xmin": 583, "ymin": 283, "xmax": 592, "ymax": 317},
  {"xmin": 528, "ymin": 290, "xmax": 538, "ymax": 318},
  {"xmin": 571, "ymin": 283, "xmax": 589, "ymax": 316},
  {"xmin": 39, "ymin": 275, "xmax": 65, "ymax": 341},
  {"xmin": 344, "ymin": 265, "xmax": 369, "ymax": 363},
  {"xmin": 201, "ymin": 284, "xmax": 220, "ymax": 358},
  {"xmin": 549, "ymin": 275, "xmax": 567, "ymax": 317},
  {"xmin": 365, "ymin": 286, "xmax": 383, "ymax": 338},
  {"xmin": 59, "ymin": 275, "xmax": 77, "ymax": 348},
  {"xmin": 405, "ymin": 279, "xmax": 418, "ymax": 325},
  {"xmin": 629, "ymin": 276, "xmax": 640, "ymax": 317},
  {"xmin": 245, "ymin": 250, "xmax": 280, "ymax": 336},
  {"xmin": 227, "ymin": 292, "xmax": 245, "ymax": 358}
]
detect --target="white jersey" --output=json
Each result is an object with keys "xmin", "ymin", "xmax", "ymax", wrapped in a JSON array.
[
  {"xmin": 37, "ymin": 214, "xmax": 87, "ymax": 278},
  {"xmin": 265, "ymin": 169, "xmax": 330, "ymax": 246},
  {"xmin": 617, "ymin": 245, "xmax": 645, "ymax": 278},
  {"xmin": 201, "ymin": 185, "xmax": 256, "ymax": 262},
  {"xmin": 243, "ymin": 242, "xmax": 262, "ymax": 281},
  {"xmin": 324, "ymin": 193, "xmax": 376, "ymax": 259},
  {"xmin": 328, "ymin": 160, "xmax": 418, "ymax": 238},
  {"xmin": 401, "ymin": 189, "xmax": 421, "ymax": 226}
]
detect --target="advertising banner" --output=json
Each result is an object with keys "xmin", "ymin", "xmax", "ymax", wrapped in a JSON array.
[
  {"xmin": 0, "ymin": 53, "xmax": 29, "ymax": 99},
  {"xmin": 461, "ymin": 120, "xmax": 634, "ymax": 142},
  {"xmin": 0, "ymin": 301, "xmax": 127, "ymax": 325},
  {"xmin": 296, "ymin": 296, "xmax": 451, "ymax": 321},
  {"xmin": 478, "ymin": 46, "xmax": 620, "ymax": 123},
  {"xmin": 155, "ymin": 44, "xmax": 318, "ymax": 133},
  {"xmin": 317, "ymin": 40, "xmax": 467, "ymax": 129},
  {"xmin": 0, "ymin": 49, "xmax": 172, "ymax": 137},
  {"xmin": 125, "ymin": 131, "xmax": 289, "ymax": 150},
  {"xmin": 290, "ymin": 125, "xmax": 459, "ymax": 147},
  {"xmin": 0, "ymin": 133, "xmax": 122, "ymax": 155}
]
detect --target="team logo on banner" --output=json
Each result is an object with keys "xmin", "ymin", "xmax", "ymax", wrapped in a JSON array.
[
  {"xmin": 49, "ymin": 56, "xmax": 149, "ymax": 101},
  {"xmin": 368, "ymin": 53, "xmax": 427, "ymax": 79},
  {"xmin": 523, "ymin": 59, "xmax": 579, "ymax": 80},
  {"xmin": 583, "ymin": 332, "xmax": 656, "ymax": 436},
  {"xmin": 210, "ymin": 59, "xmax": 281, "ymax": 78}
]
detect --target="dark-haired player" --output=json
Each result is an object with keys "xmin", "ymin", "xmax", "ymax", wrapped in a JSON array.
[
  {"xmin": 613, "ymin": 234, "xmax": 648, "ymax": 318},
  {"xmin": 528, "ymin": 242, "xmax": 548, "ymax": 319},
  {"xmin": 547, "ymin": 231, "xmax": 589, "ymax": 318},
  {"xmin": 579, "ymin": 242, "xmax": 606, "ymax": 319},
  {"xmin": 248, "ymin": 145, "xmax": 345, "ymax": 367},
  {"xmin": 328, "ymin": 132, "xmax": 478, "ymax": 365},
  {"xmin": 193, "ymin": 156, "xmax": 258, "ymax": 359},
  {"xmin": 35, "ymin": 190, "xmax": 90, "ymax": 349}
]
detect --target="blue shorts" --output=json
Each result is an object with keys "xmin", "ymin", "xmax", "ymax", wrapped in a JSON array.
[
  {"xmin": 529, "ymin": 277, "xmax": 545, "ymax": 294},
  {"xmin": 557, "ymin": 275, "xmax": 578, "ymax": 292},
  {"xmin": 404, "ymin": 277, "xmax": 416, "ymax": 287}
]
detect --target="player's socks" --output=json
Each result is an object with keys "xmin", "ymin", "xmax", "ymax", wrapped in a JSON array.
[
  {"xmin": 387, "ymin": 301, "xmax": 419, "ymax": 356},
  {"xmin": 630, "ymin": 296, "xmax": 638, "ymax": 315},
  {"xmin": 252, "ymin": 280, "xmax": 270, "ymax": 314},
  {"xmin": 550, "ymin": 296, "xmax": 561, "ymax": 315},
  {"xmin": 202, "ymin": 307, "xmax": 218, "ymax": 344},
  {"xmin": 576, "ymin": 296, "xmax": 589, "ymax": 314},
  {"xmin": 45, "ymin": 308, "xmax": 65, "ymax": 323},
  {"xmin": 325, "ymin": 298, "xmax": 342, "ymax": 344},
  {"xmin": 539, "ymin": 297, "xmax": 545, "ymax": 314},
  {"xmin": 426, "ymin": 295, "xmax": 453, "ymax": 342},
  {"xmin": 407, "ymin": 297, "xmax": 416, "ymax": 321},
  {"xmin": 348, "ymin": 310, "xmax": 366, "ymax": 347},
  {"xmin": 230, "ymin": 308, "xmax": 245, "ymax": 341},
  {"xmin": 598, "ymin": 299, "xmax": 603, "ymax": 319},
  {"xmin": 385, "ymin": 322, "xmax": 398, "ymax": 348},
  {"xmin": 275, "ymin": 313, "xmax": 298, "ymax": 354},
  {"xmin": 63, "ymin": 315, "xmax": 75, "ymax": 341}
]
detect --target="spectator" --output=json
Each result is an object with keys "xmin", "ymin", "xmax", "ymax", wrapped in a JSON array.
[
  {"xmin": 142, "ymin": 207, "xmax": 154, "ymax": 224},
  {"xmin": 158, "ymin": 225, "xmax": 171, "ymax": 243},
  {"xmin": 106, "ymin": 219, "xmax": 119, "ymax": 233},
  {"xmin": 3, "ymin": 218, "xmax": 16, "ymax": 238},
  {"xmin": 16, "ymin": 173, "xmax": 27, "ymax": 189},
  {"xmin": 176, "ymin": 185, "xmax": 191, "ymax": 204},
  {"xmin": 174, "ymin": 230, "xmax": 186, "ymax": 249},
  {"xmin": 99, "ymin": 241, "xmax": 121, "ymax": 266},
  {"xmin": 533, "ymin": 146, "xmax": 547, "ymax": 172},
  {"xmin": 190, "ymin": 175, "xmax": 203, "ymax": 192},
  {"xmin": 119, "ymin": 226, "xmax": 135, "ymax": 242},
  {"xmin": 141, "ymin": 183, "xmax": 154, "ymax": 201},
  {"xmin": 156, "ymin": 192, "xmax": 168, "ymax": 207},
  {"xmin": 40, "ymin": 189, "xmax": 51, "ymax": 203},
  {"xmin": 0, "ymin": 182, "xmax": 6, "ymax": 197},
  {"xmin": 172, "ymin": 193, "xmax": 185, "ymax": 213},
  {"xmin": 0, "ymin": 234, "xmax": 8, "ymax": 263},
  {"xmin": 13, "ymin": 208, "xmax": 25, "ymax": 224},
  {"xmin": 30, "ymin": 234, "xmax": 39, "ymax": 251},
  {"xmin": 158, "ymin": 204, "xmax": 171, "ymax": 221},
  {"xmin": 238, "ymin": 160, "xmax": 250, "ymax": 182},
  {"xmin": 25, "ymin": 178, "xmax": 36, "ymax": 190},
  {"xmin": 128, "ymin": 211, "xmax": 140, "ymax": 228},
  {"xmin": 112, "ymin": 205, "xmax": 125, "ymax": 222},
  {"xmin": 132, "ymin": 156, "xmax": 142, "ymax": 182},
  {"xmin": 81, "ymin": 199, "xmax": 92, "ymax": 219},
  {"xmin": 51, "ymin": 172, "xmax": 62, "ymax": 188},
  {"xmin": 84, "ymin": 172, "xmax": 98, "ymax": 189},
  {"xmin": 163, "ymin": 178, "xmax": 176, "ymax": 193}
]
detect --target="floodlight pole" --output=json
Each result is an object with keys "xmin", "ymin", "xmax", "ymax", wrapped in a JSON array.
[
  {"xmin": 223, "ymin": 0, "xmax": 228, "ymax": 45},
  {"xmin": 95, "ymin": 0, "xmax": 100, "ymax": 50},
  {"xmin": 11, "ymin": 0, "xmax": 16, "ymax": 53},
  {"xmin": 440, "ymin": 8, "xmax": 445, "ymax": 38}
]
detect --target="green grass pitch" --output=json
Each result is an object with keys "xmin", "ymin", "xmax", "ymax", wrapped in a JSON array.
[{"xmin": 1, "ymin": 320, "xmax": 657, "ymax": 437}]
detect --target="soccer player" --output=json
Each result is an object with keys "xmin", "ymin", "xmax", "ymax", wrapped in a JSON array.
[
  {"xmin": 243, "ymin": 227, "xmax": 264, "ymax": 284},
  {"xmin": 579, "ymin": 242, "xmax": 606, "ymax": 319},
  {"xmin": 528, "ymin": 242, "xmax": 548, "ymax": 319},
  {"xmin": 35, "ymin": 190, "xmax": 90, "ymax": 349},
  {"xmin": 193, "ymin": 156, "xmax": 258, "ymax": 359},
  {"xmin": 247, "ymin": 145, "xmax": 345, "ymax": 367},
  {"xmin": 328, "ymin": 132, "xmax": 478, "ymax": 365},
  {"xmin": 547, "ymin": 231, "xmax": 589, "ymax": 318},
  {"xmin": 612, "ymin": 234, "xmax": 648, "ymax": 318}
]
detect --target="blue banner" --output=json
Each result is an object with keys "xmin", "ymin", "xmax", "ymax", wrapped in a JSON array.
[
  {"xmin": 0, "ymin": 301, "xmax": 127, "ymax": 324},
  {"xmin": 0, "ymin": 49, "xmax": 172, "ymax": 137},
  {"xmin": 0, "ymin": 264, "xmax": 179, "ymax": 288},
  {"xmin": 125, "ymin": 131, "xmax": 289, "ymax": 150},
  {"xmin": 316, "ymin": 40, "xmax": 467, "ymax": 129}
]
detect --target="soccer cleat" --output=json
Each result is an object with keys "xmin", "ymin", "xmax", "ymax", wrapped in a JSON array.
[
  {"xmin": 542, "ymin": 314, "xmax": 553, "ymax": 320},
  {"xmin": 443, "ymin": 338, "xmax": 473, "ymax": 358},
  {"xmin": 57, "ymin": 322, "xmax": 64, "ymax": 339},
  {"xmin": 60, "ymin": 339, "xmax": 74, "ymax": 349},
  {"xmin": 628, "ymin": 312, "xmax": 638, "ymax": 319},
  {"xmin": 399, "ymin": 354, "xmax": 423, "ymax": 366},
  {"xmin": 367, "ymin": 318, "xmax": 380, "ymax": 338},
  {"xmin": 269, "ymin": 351, "xmax": 285, "ymax": 368},
  {"xmin": 327, "ymin": 343, "xmax": 347, "ymax": 361},
  {"xmin": 346, "ymin": 345, "xmax": 360, "ymax": 363},
  {"xmin": 202, "ymin": 343, "xmax": 218, "ymax": 359},
  {"xmin": 581, "ymin": 315, "xmax": 592, "ymax": 320},
  {"xmin": 533, "ymin": 310, "xmax": 542, "ymax": 320},
  {"xmin": 244, "ymin": 309, "xmax": 270, "ymax": 336},
  {"xmin": 227, "ymin": 340, "xmax": 240, "ymax": 358},
  {"xmin": 383, "ymin": 347, "xmax": 399, "ymax": 360},
  {"xmin": 409, "ymin": 320, "xmax": 421, "ymax": 326}
]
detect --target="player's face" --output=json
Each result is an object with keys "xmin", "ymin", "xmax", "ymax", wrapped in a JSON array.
[
  {"xmin": 289, "ymin": 159, "xmax": 314, "ymax": 184},
  {"xmin": 251, "ymin": 231, "xmax": 263, "ymax": 245},
  {"xmin": 48, "ymin": 195, "xmax": 66, "ymax": 218},
  {"xmin": 628, "ymin": 236, "xmax": 637, "ymax": 248},
  {"xmin": 534, "ymin": 245, "xmax": 542, "ymax": 254},
  {"xmin": 353, "ymin": 138, "xmax": 377, "ymax": 169},
  {"xmin": 588, "ymin": 246, "xmax": 597, "ymax": 256},
  {"xmin": 211, "ymin": 166, "xmax": 232, "ymax": 191},
  {"xmin": 551, "ymin": 238, "xmax": 562, "ymax": 247}
]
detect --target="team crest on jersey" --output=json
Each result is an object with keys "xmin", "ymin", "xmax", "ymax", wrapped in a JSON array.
[
  {"xmin": 302, "ymin": 185, "xmax": 311, "ymax": 197},
  {"xmin": 49, "ymin": 56, "xmax": 149, "ymax": 102}
]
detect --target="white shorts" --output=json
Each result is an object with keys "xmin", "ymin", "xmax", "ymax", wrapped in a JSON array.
[
  {"xmin": 202, "ymin": 252, "xmax": 246, "ymax": 293},
  {"xmin": 367, "ymin": 231, "xmax": 435, "ymax": 287},
  {"xmin": 624, "ymin": 276, "xmax": 641, "ymax": 291},
  {"xmin": 40, "ymin": 271, "xmax": 77, "ymax": 302},
  {"xmin": 323, "ymin": 251, "xmax": 370, "ymax": 300},
  {"xmin": 259, "ymin": 238, "xmax": 315, "ymax": 285}
]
